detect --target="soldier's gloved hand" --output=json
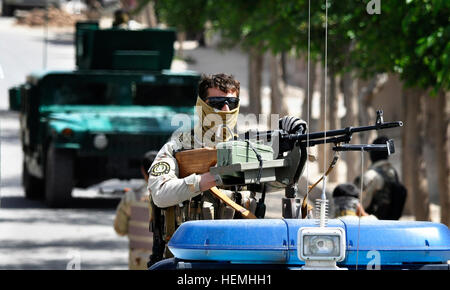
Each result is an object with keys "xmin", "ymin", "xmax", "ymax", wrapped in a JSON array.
[{"xmin": 279, "ymin": 116, "xmax": 307, "ymax": 134}]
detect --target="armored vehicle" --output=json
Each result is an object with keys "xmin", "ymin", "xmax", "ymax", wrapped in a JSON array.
[{"xmin": 9, "ymin": 21, "xmax": 200, "ymax": 207}]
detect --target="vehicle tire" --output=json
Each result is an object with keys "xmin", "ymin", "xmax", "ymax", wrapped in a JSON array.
[
  {"xmin": 45, "ymin": 145, "xmax": 74, "ymax": 208},
  {"xmin": 22, "ymin": 161, "xmax": 45, "ymax": 200}
]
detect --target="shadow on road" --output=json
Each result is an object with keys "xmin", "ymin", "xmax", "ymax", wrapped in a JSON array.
[
  {"xmin": 0, "ymin": 195, "xmax": 47, "ymax": 209},
  {"xmin": 0, "ymin": 238, "xmax": 126, "ymax": 251},
  {"xmin": 0, "ymin": 237, "xmax": 128, "ymax": 269},
  {"xmin": 32, "ymin": 32, "xmax": 74, "ymax": 46},
  {"xmin": 0, "ymin": 110, "xmax": 21, "ymax": 145},
  {"xmin": 0, "ymin": 131, "xmax": 20, "ymax": 145},
  {"xmin": 0, "ymin": 195, "xmax": 121, "ymax": 210},
  {"xmin": 0, "ymin": 259, "xmax": 127, "ymax": 270},
  {"xmin": 0, "ymin": 110, "xmax": 19, "ymax": 118},
  {"xmin": 47, "ymin": 32, "xmax": 75, "ymax": 46},
  {"xmin": 1, "ymin": 175, "xmax": 21, "ymax": 187},
  {"xmin": 0, "ymin": 197, "xmax": 120, "ymax": 226},
  {"xmin": 0, "ymin": 127, "xmax": 20, "ymax": 145}
]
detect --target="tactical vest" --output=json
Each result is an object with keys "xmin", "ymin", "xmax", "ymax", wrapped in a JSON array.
[
  {"xmin": 160, "ymin": 131, "xmax": 238, "ymax": 257},
  {"xmin": 129, "ymin": 194, "xmax": 153, "ymax": 251},
  {"xmin": 162, "ymin": 185, "xmax": 237, "ymax": 245}
]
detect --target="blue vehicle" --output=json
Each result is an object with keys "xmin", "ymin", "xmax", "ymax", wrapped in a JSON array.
[
  {"xmin": 150, "ymin": 111, "xmax": 450, "ymax": 270},
  {"xmin": 153, "ymin": 219, "xmax": 450, "ymax": 270}
]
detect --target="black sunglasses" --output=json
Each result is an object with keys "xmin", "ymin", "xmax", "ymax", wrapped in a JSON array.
[{"xmin": 206, "ymin": 96, "xmax": 240, "ymax": 110}]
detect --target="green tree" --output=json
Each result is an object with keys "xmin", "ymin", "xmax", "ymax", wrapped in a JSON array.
[
  {"xmin": 154, "ymin": 0, "xmax": 209, "ymax": 57},
  {"xmin": 350, "ymin": 0, "xmax": 450, "ymax": 223},
  {"xmin": 154, "ymin": 0, "xmax": 209, "ymax": 34},
  {"xmin": 207, "ymin": 0, "xmax": 292, "ymax": 116},
  {"xmin": 148, "ymin": 0, "xmax": 449, "ymax": 222}
]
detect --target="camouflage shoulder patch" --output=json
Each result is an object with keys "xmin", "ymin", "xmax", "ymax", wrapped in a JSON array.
[{"xmin": 150, "ymin": 161, "xmax": 171, "ymax": 176}]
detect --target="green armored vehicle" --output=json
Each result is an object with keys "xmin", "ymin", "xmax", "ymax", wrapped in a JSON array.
[{"xmin": 9, "ymin": 22, "xmax": 200, "ymax": 207}]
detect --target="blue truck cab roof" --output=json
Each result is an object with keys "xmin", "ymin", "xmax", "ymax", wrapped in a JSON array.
[{"xmin": 167, "ymin": 219, "xmax": 450, "ymax": 268}]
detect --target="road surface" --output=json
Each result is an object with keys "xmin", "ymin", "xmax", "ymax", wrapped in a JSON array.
[{"xmin": 0, "ymin": 17, "xmax": 129, "ymax": 270}]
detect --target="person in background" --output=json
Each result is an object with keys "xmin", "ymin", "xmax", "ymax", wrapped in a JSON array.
[
  {"xmin": 112, "ymin": 9, "xmax": 130, "ymax": 29},
  {"xmin": 112, "ymin": 8, "xmax": 143, "ymax": 29},
  {"xmin": 114, "ymin": 151, "xmax": 156, "ymax": 270},
  {"xmin": 354, "ymin": 136, "xmax": 407, "ymax": 220},
  {"xmin": 332, "ymin": 183, "xmax": 377, "ymax": 220}
]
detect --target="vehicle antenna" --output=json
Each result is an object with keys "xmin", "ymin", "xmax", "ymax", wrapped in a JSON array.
[
  {"xmin": 304, "ymin": 0, "xmax": 311, "ymax": 216},
  {"xmin": 316, "ymin": 0, "xmax": 329, "ymax": 227},
  {"xmin": 355, "ymin": 148, "xmax": 365, "ymax": 270}
]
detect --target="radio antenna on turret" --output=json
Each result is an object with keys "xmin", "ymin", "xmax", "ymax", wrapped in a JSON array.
[
  {"xmin": 316, "ymin": 0, "xmax": 329, "ymax": 227},
  {"xmin": 355, "ymin": 148, "xmax": 365, "ymax": 270},
  {"xmin": 304, "ymin": 0, "xmax": 311, "ymax": 218}
]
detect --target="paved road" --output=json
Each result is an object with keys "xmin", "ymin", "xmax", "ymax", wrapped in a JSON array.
[
  {"xmin": 0, "ymin": 110, "xmax": 131, "ymax": 269},
  {"xmin": 0, "ymin": 17, "xmax": 75, "ymax": 109},
  {"xmin": 0, "ymin": 17, "xmax": 131, "ymax": 270}
]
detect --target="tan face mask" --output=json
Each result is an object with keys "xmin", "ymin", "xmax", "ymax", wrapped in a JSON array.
[{"xmin": 195, "ymin": 96, "xmax": 239, "ymax": 144}]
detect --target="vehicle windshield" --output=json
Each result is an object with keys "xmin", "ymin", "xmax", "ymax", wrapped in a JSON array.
[{"xmin": 39, "ymin": 77, "xmax": 197, "ymax": 107}]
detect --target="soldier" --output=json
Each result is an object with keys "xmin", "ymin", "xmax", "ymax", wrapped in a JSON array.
[
  {"xmin": 332, "ymin": 183, "xmax": 377, "ymax": 220},
  {"xmin": 354, "ymin": 136, "xmax": 407, "ymax": 220},
  {"xmin": 147, "ymin": 73, "xmax": 307, "ymax": 259},
  {"xmin": 112, "ymin": 9, "xmax": 130, "ymax": 29},
  {"xmin": 114, "ymin": 151, "xmax": 156, "ymax": 270},
  {"xmin": 86, "ymin": 0, "xmax": 102, "ymax": 21},
  {"xmin": 112, "ymin": 8, "xmax": 143, "ymax": 30}
]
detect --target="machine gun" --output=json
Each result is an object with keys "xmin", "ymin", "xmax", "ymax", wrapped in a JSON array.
[{"xmin": 176, "ymin": 110, "xmax": 403, "ymax": 219}]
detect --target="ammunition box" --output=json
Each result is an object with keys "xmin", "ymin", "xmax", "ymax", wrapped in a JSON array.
[{"xmin": 216, "ymin": 141, "xmax": 274, "ymax": 166}]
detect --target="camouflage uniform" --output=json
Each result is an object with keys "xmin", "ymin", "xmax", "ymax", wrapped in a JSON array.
[
  {"xmin": 114, "ymin": 184, "xmax": 153, "ymax": 270},
  {"xmin": 147, "ymin": 129, "xmax": 256, "ymax": 258},
  {"xmin": 355, "ymin": 159, "xmax": 398, "ymax": 216}
]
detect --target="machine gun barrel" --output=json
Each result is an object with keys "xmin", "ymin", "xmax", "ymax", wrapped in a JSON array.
[
  {"xmin": 240, "ymin": 111, "xmax": 402, "ymax": 154},
  {"xmin": 285, "ymin": 121, "xmax": 403, "ymax": 143},
  {"xmin": 244, "ymin": 121, "xmax": 403, "ymax": 145}
]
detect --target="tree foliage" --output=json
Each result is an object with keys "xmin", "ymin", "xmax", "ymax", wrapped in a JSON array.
[
  {"xmin": 350, "ymin": 0, "xmax": 450, "ymax": 92},
  {"xmin": 153, "ymin": 0, "xmax": 209, "ymax": 33},
  {"xmin": 149, "ymin": 0, "xmax": 449, "ymax": 92}
]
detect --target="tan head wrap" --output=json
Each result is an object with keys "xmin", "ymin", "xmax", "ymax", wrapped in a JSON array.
[{"xmin": 195, "ymin": 97, "xmax": 239, "ymax": 145}]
